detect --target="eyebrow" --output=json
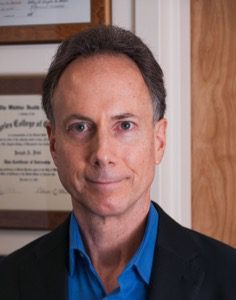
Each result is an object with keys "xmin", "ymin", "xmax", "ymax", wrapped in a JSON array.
[
  {"xmin": 63, "ymin": 113, "xmax": 93, "ymax": 124},
  {"xmin": 64, "ymin": 112, "xmax": 138, "ymax": 124},
  {"xmin": 111, "ymin": 113, "xmax": 138, "ymax": 121}
]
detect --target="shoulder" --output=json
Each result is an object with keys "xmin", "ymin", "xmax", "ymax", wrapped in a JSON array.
[
  {"xmin": 154, "ymin": 202, "xmax": 236, "ymax": 295},
  {"xmin": 187, "ymin": 226, "xmax": 236, "ymax": 272},
  {"xmin": 0, "ymin": 216, "xmax": 70, "ymax": 298},
  {"xmin": 155, "ymin": 201, "xmax": 236, "ymax": 258},
  {"xmin": 184, "ymin": 225, "xmax": 236, "ymax": 296},
  {"xmin": 1, "ymin": 216, "xmax": 70, "ymax": 267},
  {"xmin": 158, "ymin": 201, "xmax": 236, "ymax": 262}
]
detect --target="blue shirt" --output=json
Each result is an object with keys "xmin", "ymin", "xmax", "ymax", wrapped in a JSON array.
[{"xmin": 68, "ymin": 203, "xmax": 159, "ymax": 300}]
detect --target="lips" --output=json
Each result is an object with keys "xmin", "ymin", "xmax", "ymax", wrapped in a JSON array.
[
  {"xmin": 85, "ymin": 178, "xmax": 123, "ymax": 194},
  {"xmin": 85, "ymin": 173, "xmax": 129, "ymax": 191},
  {"xmin": 86, "ymin": 177, "xmax": 124, "ymax": 185}
]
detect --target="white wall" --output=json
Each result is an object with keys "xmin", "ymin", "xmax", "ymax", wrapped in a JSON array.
[
  {"xmin": 113, "ymin": 0, "xmax": 191, "ymax": 228},
  {"xmin": 0, "ymin": 0, "xmax": 191, "ymax": 255}
]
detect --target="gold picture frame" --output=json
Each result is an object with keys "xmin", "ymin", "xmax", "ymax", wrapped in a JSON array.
[
  {"xmin": 0, "ymin": 76, "xmax": 70, "ymax": 230},
  {"xmin": 0, "ymin": 0, "xmax": 111, "ymax": 44}
]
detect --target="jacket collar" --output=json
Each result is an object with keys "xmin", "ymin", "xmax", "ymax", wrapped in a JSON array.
[{"xmin": 148, "ymin": 203, "xmax": 205, "ymax": 300}]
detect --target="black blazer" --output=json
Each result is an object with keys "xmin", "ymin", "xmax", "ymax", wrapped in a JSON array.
[{"xmin": 0, "ymin": 203, "xmax": 236, "ymax": 299}]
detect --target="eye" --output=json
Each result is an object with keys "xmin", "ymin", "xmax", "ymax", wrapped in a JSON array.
[
  {"xmin": 73, "ymin": 122, "xmax": 87, "ymax": 132},
  {"xmin": 67, "ymin": 121, "xmax": 91, "ymax": 134},
  {"xmin": 120, "ymin": 121, "xmax": 134, "ymax": 130}
]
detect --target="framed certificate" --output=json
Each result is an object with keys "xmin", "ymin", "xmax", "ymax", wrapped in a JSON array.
[
  {"xmin": 0, "ymin": 0, "xmax": 111, "ymax": 44},
  {"xmin": 0, "ymin": 76, "xmax": 71, "ymax": 229}
]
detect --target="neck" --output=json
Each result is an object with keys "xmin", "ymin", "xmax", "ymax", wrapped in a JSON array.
[{"xmin": 72, "ymin": 199, "xmax": 150, "ymax": 292}]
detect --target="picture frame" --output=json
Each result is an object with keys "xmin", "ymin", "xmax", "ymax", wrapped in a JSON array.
[
  {"xmin": 0, "ymin": 76, "xmax": 70, "ymax": 230},
  {"xmin": 0, "ymin": 0, "xmax": 111, "ymax": 44}
]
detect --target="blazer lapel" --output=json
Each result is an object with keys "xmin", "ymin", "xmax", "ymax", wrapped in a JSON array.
[
  {"xmin": 19, "ymin": 218, "xmax": 70, "ymax": 300},
  {"xmin": 148, "ymin": 246, "xmax": 205, "ymax": 300},
  {"xmin": 149, "ymin": 204, "xmax": 205, "ymax": 300}
]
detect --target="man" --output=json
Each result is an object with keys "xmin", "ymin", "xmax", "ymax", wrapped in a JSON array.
[{"xmin": 0, "ymin": 25, "xmax": 235, "ymax": 300}]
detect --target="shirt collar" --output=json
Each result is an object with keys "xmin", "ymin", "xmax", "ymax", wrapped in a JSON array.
[
  {"xmin": 133, "ymin": 203, "xmax": 159, "ymax": 284},
  {"xmin": 69, "ymin": 202, "xmax": 159, "ymax": 284},
  {"xmin": 69, "ymin": 213, "xmax": 88, "ymax": 276},
  {"xmin": 118, "ymin": 203, "xmax": 158, "ymax": 285}
]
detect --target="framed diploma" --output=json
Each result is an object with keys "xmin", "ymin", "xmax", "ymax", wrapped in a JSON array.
[
  {"xmin": 0, "ymin": 76, "xmax": 71, "ymax": 230},
  {"xmin": 0, "ymin": 0, "xmax": 111, "ymax": 44}
]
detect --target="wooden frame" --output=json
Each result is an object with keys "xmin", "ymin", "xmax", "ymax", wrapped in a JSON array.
[
  {"xmin": 0, "ymin": 0, "xmax": 111, "ymax": 44},
  {"xmin": 0, "ymin": 76, "xmax": 70, "ymax": 230}
]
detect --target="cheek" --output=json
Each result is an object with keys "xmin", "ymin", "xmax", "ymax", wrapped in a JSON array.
[
  {"xmin": 55, "ymin": 142, "xmax": 85, "ymax": 174},
  {"xmin": 124, "ymin": 139, "xmax": 156, "ymax": 174},
  {"xmin": 55, "ymin": 148, "xmax": 86, "ymax": 194}
]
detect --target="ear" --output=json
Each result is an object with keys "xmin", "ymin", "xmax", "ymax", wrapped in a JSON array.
[
  {"xmin": 45, "ymin": 121, "xmax": 58, "ymax": 167},
  {"xmin": 154, "ymin": 118, "xmax": 167, "ymax": 165}
]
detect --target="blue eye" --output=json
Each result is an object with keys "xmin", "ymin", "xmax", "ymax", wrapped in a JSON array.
[
  {"xmin": 68, "ymin": 122, "xmax": 89, "ymax": 133},
  {"xmin": 120, "ymin": 121, "xmax": 132, "ymax": 130},
  {"xmin": 74, "ymin": 123, "xmax": 86, "ymax": 132}
]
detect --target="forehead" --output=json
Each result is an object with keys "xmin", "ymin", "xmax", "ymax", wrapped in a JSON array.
[
  {"xmin": 56, "ymin": 53, "xmax": 149, "ymax": 92},
  {"xmin": 53, "ymin": 54, "xmax": 153, "ymax": 119}
]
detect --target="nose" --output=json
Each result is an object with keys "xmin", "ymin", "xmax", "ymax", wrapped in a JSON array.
[{"xmin": 89, "ymin": 128, "xmax": 116, "ymax": 168}]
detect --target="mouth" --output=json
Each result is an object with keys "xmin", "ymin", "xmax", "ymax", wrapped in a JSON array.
[
  {"xmin": 85, "ymin": 176, "xmax": 128, "ymax": 191},
  {"xmin": 86, "ymin": 178, "xmax": 124, "ymax": 185}
]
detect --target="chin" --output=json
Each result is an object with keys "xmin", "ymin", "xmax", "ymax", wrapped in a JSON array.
[{"xmin": 75, "ymin": 194, "xmax": 133, "ymax": 218}]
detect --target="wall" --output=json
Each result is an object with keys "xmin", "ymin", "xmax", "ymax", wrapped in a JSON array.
[
  {"xmin": 0, "ymin": 0, "xmax": 191, "ymax": 254},
  {"xmin": 139, "ymin": 0, "xmax": 191, "ymax": 229}
]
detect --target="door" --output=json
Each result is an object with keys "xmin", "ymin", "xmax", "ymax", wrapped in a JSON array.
[{"xmin": 192, "ymin": 0, "xmax": 236, "ymax": 247}]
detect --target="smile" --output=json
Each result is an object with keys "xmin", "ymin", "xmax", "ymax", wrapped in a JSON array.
[
  {"xmin": 86, "ymin": 178, "xmax": 124, "ymax": 185},
  {"xmin": 85, "ymin": 176, "xmax": 127, "ymax": 191}
]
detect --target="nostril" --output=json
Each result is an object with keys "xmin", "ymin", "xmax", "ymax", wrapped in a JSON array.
[
  {"xmin": 94, "ymin": 159, "xmax": 101, "ymax": 167},
  {"xmin": 90, "ymin": 154, "xmax": 115, "ymax": 169}
]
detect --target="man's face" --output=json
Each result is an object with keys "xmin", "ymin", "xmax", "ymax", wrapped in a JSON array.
[{"xmin": 47, "ymin": 54, "xmax": 166, "ymax": 218}]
